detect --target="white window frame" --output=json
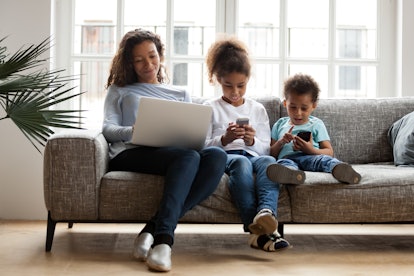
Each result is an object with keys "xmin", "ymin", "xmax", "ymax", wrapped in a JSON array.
[{"xmin": 52, "ymin": 0, "xmax": 397, "ymax": 107}]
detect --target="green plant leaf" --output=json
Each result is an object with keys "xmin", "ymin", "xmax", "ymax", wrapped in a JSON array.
[
  {"xmin": 3, "ymin": 89, "xmax": 85, "ymax": 153},
  {"xmin": 0, "ymin": 37, "xmax": 50, "ymax": 80},
  {"xmin": 0, "ymin": 69, "xmax": 75, "ymax": 95},
  {"xmin": 0, "ymin": 36, "xmax": 85, "ymax": 154}
]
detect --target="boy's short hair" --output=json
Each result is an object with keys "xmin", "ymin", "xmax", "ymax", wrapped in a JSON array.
[{"xmin": 283, "ymin": 73, "xmax": 320, "ymax": 103}]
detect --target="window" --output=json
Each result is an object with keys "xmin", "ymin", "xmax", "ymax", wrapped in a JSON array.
[{"xmin": 52, "ymin": 0, "xmax": 393, "ymax": 129}]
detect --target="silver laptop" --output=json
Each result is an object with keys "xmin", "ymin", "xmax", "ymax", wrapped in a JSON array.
[{"xmin": 130, "ymin": 97, "xmax": 212, "ymax": 150}]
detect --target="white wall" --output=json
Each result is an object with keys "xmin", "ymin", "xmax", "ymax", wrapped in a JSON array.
[
  {"xmin": 400, "ymin": 0, "xmax": 414, "ymax": 97},
  {"xmin": 0, "ymin": 0, "xmax": 414, "ymax": 220},
  {"xmin": 0, "ymin": 0, "xmax": 51, "ymax": 220}
]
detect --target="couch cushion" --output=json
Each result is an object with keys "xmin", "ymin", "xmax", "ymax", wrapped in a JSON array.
[
  {"xmin": 287, "ymin": 164, "xmax": 414, "ymax": 223},
  {"xmin": 100, "ymin": 171, "xmax": 292, "ymax": 223},
  {"xmin": 100, "ymin": 171, "xmax": 164, "ymax": 221},
  {"xmin": 99, "ymin": 172, "xmax": 243, "ymax": 223},
  {"xmin": 185, "ymin": 174, "xmax": 292, "ymax": 223},
  {"xmin": 388, "ymin": 111, "xmax": 414, "ymax": 166},
  {"xmin": 253, "ymin": 96, "xmax": 282, "ymax": 128},
  {"xmin": 280, "ymin": 98, "xmax": 414, "ymax": 164}
]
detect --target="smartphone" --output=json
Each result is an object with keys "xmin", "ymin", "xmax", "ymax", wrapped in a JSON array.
[
  {"xmin": 297, "ymin": 131, "xmax": 311, "ymax": 142},
  {"xmin": 236, "ymin": 118, "xmax": 249, "ymax": 127}
]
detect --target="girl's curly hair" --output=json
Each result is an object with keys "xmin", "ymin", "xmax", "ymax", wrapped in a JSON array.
[{"xmin": 206, "ymin": 35, "xmax": 251, "ymax": 83}]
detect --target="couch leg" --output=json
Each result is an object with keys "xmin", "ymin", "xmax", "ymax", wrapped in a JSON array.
[
  {"xmin": 46, "ymin": 211, "xmax": 56, "ymax": 252},
  {"xmin": 68, "ymin": 222, "xmax": 73, "ymax": 229},
  {"xmin": 278, "ymin": 223, "xmax": 284, "ymax": 237}
]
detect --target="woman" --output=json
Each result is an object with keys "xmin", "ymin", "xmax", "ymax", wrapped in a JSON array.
[{"xmin": 102, "ymin": 29, "xmax": 226, "ymax": 272}]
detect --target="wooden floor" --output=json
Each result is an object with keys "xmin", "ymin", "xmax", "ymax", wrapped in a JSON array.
[{"xmin": 1, "ymin": 221, "xmax": 414, "ymax": 275}]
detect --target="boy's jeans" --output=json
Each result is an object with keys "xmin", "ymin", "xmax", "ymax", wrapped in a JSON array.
[{"xmin": 277, "ymin": 153, "xmax": 342, "ymax": 173}]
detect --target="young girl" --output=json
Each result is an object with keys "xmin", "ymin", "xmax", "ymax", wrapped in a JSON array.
[
  {"xmin": 204, "ymin": 36, "xmax": 290, "ymax": 252},
  {"xmin": 102, "ymin": 29, "xmax": 227, "ymax": 272}
]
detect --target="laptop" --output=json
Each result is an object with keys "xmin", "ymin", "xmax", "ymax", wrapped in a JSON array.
[{"xmin": 130, "ymin": 97, "xmax": 213, "ymax": 150}]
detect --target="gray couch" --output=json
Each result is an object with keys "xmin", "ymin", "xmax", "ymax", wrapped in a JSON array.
[{"xmin": 43, "ymin": 97, "xmax": 414, "ymax": 251}]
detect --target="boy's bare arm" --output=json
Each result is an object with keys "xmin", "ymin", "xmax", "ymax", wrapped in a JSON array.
[
  {"xmin": 295, "ymin": 138, "xmax": 334, "ymax": 157},
  {"xmin": 270, "ymin": 125, "xmax": 295, "ymax": 157},
  {"xmin": 270, "ymin": 138, "xmax": 284, "ymax": 157},
  {"xmin": 315, "ymin": 140, "xmax": 334, "ymax": 157}
]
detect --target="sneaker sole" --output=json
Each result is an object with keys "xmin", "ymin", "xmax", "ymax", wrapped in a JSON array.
[
  {"xmin": 248, "ymin": 215, "xmax": 278, "ymax": 235},
  {"xmin": 147, "ymin": 261, "xmax": 171, "ymax": 272},
  {"xmin": 249, "ymin": 234, "xmax": 293, "ymax": 252},
  {"xmin": 267, "ymin": 163, "xmax": 305, "ymax": 185},
  {"xmin": 332, "ymin": 163, "xmax": 361, "ymax": 184}
]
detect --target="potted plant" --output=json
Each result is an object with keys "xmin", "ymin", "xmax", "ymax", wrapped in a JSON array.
[{"xmin": 0, "ymin": 37, "xmax": 84, "ymax": 153}]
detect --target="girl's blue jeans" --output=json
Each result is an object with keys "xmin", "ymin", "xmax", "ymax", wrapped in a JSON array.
[{"xmin": 225, "ymin": 150, "xmax": 280, "ymax": 232}]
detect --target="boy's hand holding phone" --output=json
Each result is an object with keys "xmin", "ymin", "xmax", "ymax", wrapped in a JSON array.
[
  {"xmin": 297, "ymin": 131, "xmax": 311, "ymax": 142},
  {"xmin": 293, "ymin": 131, "xmax": 313, "ymax": 152}
]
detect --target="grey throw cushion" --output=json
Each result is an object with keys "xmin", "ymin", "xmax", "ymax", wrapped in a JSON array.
[{"xmin": 388, "ymin": 111, "xmax": 414, "ymax": 166}]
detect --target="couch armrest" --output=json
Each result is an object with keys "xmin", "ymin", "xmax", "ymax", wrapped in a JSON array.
[{"xmin": 44, "ymin": 129, "xmax": 109, "ymax": 220}]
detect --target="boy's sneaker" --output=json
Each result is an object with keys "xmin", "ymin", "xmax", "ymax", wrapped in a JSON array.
[
  {"xmin": 248, "ymin": 209, "xmax": 278, "ymax": 235},
  {"xmin": 249, "ymin": 232, "xmax": 291, "ymax": 252},
  {"xmin": 332, "ymin": 163, "xmax": 361, "ymax": 184},
  {"xmin": 267, "ymin": 163, "xmax": 305, "ymax": 185}
]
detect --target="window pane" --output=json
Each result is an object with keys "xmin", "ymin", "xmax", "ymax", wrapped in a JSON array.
[
  {"xmin": 288, "ymin": 65, "xmax": 329, "ymax": 98},
  {"xmin": 74, "ymin": 61, "xmax": 110, "ymax": 129},
  {"xmin": 124, "ymin": 0, "xmax": 167, "ymax": 39},
  {"xmin": 173, "ymin": 0, "xmax": 216, "ymax": 56},
  {"xmin": 335, "ymin": 65, "xmax": 376, "ymax": 98},
  {"xmin": 249, "ymin": 64, "xmax": 279, "ymax": 97},
  {"xmin": 287, "ymin": 0, "xmax": 329, "ymax": 58},
  {"xmin": 238, "ymin": 0, "xmax": 280, "ymax": 57},
  {"xmin": 74, "ymin": 0, "xmax": 117, "ymax": 54},
  {"xmin": 172, "ymin": 62, "xmax": 214, "ymax": 98},
  {"xmin": 336, "ymin": 0, "xmax": 377, "ymax": 59}
]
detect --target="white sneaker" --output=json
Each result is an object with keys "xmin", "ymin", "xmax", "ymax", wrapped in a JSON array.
[
  {"xmin": 146, "ymin": 244, "xmax": 172, "ymax": 272},
  {"xmin": 248, "ymin": 209, "xmax": 278, "ymax": 235},
  {"xmin": 132, "ymin": 232, "xmax": 154, "ymax": 261}
]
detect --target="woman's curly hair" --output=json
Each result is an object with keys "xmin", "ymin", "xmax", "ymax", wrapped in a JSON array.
[{"xmin": 106, "ymin": 29, "xmax": 167, "ymax": 88}]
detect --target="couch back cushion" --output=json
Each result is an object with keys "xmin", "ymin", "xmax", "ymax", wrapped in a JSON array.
[
  {"xmin": 195, "ymin": 96, "xmax": 414, "ymax": 164},
  {"xmin": 253, "ymin": 96, "xmax": 282, "ymax": 127},
  {"xmin": 281, "ymin": 98, "xmax": 414, "ymax": 164}
]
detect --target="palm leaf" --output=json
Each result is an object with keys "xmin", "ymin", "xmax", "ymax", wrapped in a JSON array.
[
  {"xmin": 0, "ymin": 69, "xmax": 75, "ymax": 95},
  {"xmin": 3, "ymin": 88, "xmax": 85, "ymax": 153},
  {"xmin": 0, "ymin": 37, "xmax": 50, "ymax": 80},
  {"xmin": 0, "ymin": 36, "xmax": 85, "ymax": 153}
]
